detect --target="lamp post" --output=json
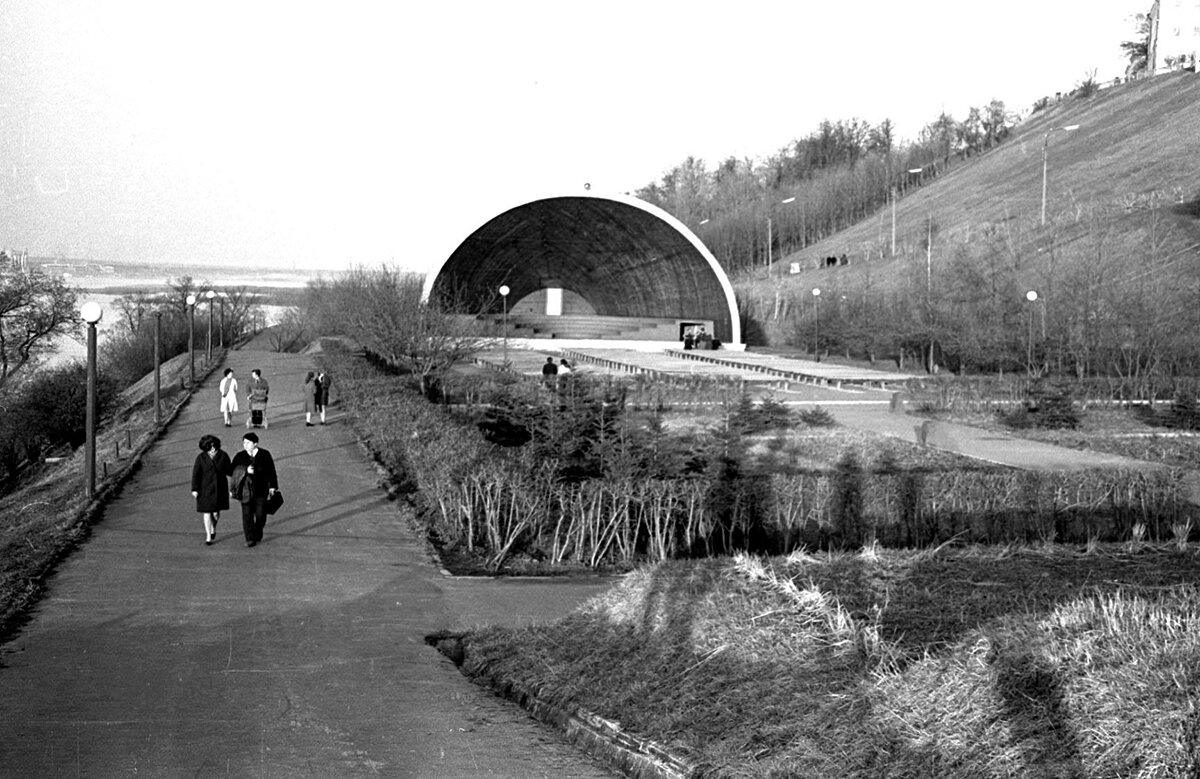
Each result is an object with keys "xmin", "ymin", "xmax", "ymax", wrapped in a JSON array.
[
  {"xmin": 767, "ymin": 196, "xmax": 797, "ymax": 271},
  {"xmin": 218, "ymin": 295, "xmax": 225, "ymax": 348},
  {"xmin": 1041, "ymin": 124, "xmax": 1080, "ymax": 226},
  {"xmin": 81, "ymin": 301, "xmax": 103, "ymax": 499},
  {"xmin": 1025, "ymin": 290, "xmax": 1038, "ymax": 374},
  {"xmin": 186, "ymin": 293, "xmax": 197, "ymax": 387},
  {"xmin": 498, "ymin": 285, "xmax": 510, "ymax": 366},
  {"xmin": 812, "ymin": 288, "xmax": 821, "ymax": 362},
  {"xmin": 206, "ymin": 289, "xmax": 216, "ymax": 361},
  {"xmin": 153, "ymin": 310, "xmax": 162, "ymax": 426},
  {"xmin": 892, "ymin": 168, "xmax": 925, "ymax": 254}
]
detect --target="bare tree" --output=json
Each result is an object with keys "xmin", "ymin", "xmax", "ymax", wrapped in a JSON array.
[
  {"xmin": 320, "ymin": 266, "xmax": 489, "ymax": 396},
  {"xmin": 0, "ymin": 270, "xmax": 78, "ymax": 388}
]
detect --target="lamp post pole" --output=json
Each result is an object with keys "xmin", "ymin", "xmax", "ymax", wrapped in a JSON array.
[
  {"xmin": 153, "ymin": 310, "xmax": 162, "ymax": 426},
  {"xmin": 81, "ymin": 302, "xmax": 103, "ymax": 499},
  {"xmin": 812, "ymin": 288, "xmax": 822, "ymax": 362},
  {"xmin": 1041, "ymin": 125, "xmax": 1080, "ymax": 226},
  {"xmin": 206, "ymin": 290, "xmax": 216, "ymax": 361},
  {"xmin": 499, "ymin": 285, "xmax": 510, "ymax": 366},
  {"xmin": 1025, "ymin": 290, "xmax": 1038, "ymax": 374},
  {"xmin": 219, "ymin": 297, "xmax": 225, "ymax": 348},
  {"xmin": 766, "ymin": 197, "xmax": 797, "ymax": 274},
  {"xmin": 186, "ymin": 293, "xmax": 197, "ymax": 387}
]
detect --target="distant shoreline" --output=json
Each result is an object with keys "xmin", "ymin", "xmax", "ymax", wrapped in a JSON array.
[{"xmin": 31, "ymin": 257, "xmax": 327, "ymax": 292}]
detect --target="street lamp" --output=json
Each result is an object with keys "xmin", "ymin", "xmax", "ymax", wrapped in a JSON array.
[
  {"xmin": 206, "ymin": 290, "xmax": 216, "ymax": 361},
  {"xmin": 186, "ymin": 293, "xmax": 197, "ymax": 386},
  {"xmin": 153, "ymin": 310, "xmax": 162, "ymax": 426},
  {"xmin": 498, "ymin": 285, "xmax": 510, "ymax": 366},
  {"xmin": 218, "ymin": 295, "xmax": 225, "ymax": 348},
  {"xmin": 1041, "ymin": 124, "xmax": 1080, "ymax": 226},
  {"xmin": 1025, "ymin": 290, "xmax": 1038, "ymax": 373},
  {"xmin": 892, "ymin": 168, "xmax": 926, "ymax": 254},
  {"xmin": 767, "ymin": 196, "xmax": 797, "ymax": 270},
  {"xmin": 812, "ymin": 288, "xmax": 822, "ymax": 362},
  {"xmin": 80, "ymin": 301, "xmax": 102, "ymax": 499}
]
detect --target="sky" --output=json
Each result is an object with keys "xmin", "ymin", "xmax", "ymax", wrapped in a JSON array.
[{"xmin": 0, "ymin": 1, "xmax": 1148, "ymax": 274}]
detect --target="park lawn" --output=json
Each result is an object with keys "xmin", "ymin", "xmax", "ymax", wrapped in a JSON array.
[{"xmin": 461, "ymin": 545, "xmax": 1200, "ymax": 778}]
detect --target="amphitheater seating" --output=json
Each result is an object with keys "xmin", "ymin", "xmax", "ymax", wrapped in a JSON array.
[{"xmin": 482, "ymin": 314, "xmax": 685, "ymax": 341}]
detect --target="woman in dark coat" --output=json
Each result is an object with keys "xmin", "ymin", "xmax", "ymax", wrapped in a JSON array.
[
  {"xmin": 303, "ymin": 371, "xmax": 316, "ymax": 426},
  {"xmin": 191, "ymin": 434, "xmax": 232, "ymax": 546}
]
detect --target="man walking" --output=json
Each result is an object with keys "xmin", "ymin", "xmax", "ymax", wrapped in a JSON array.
[
  {"xmin": 246, "ymin": 368, "xmax": 270, "ymax": 428},
  {"xmin": 230, "ymin": 432, "xmax": 278, "ymax": 548},
  {"xmin": 541, "ymin": 356, "xmax": 558, "ymax": 388}
]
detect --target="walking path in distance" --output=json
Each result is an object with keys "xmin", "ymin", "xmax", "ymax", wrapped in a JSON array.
[{"xmin": 0, "ymin": 342, "xmax": 617, "ymax": 778}]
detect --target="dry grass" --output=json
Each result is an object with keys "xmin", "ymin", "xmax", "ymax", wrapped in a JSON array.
[{"xmin": 462, "ymin": 546, "xmax": 1200, "ymax": 777}]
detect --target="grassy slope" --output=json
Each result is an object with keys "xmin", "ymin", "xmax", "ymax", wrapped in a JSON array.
[
  {"xmin": 465, "ymin": 548, "xmax": 1200, "ymax": 777},
  {"xmin": 737, "ymin": 71, "xmax": 1200, "ymax": 337}
]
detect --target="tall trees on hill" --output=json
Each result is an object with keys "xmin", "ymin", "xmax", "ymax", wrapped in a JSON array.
[
  {"xmin": 737, "ymin": 199, "xmax": 1200, "ymax": 380},
  {"xmin": 636, "ymin": 105, "xmax": 1016, "ymax": 276}
]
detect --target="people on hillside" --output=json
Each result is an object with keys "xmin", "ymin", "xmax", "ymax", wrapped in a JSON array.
[
  {"xmin": 229, "ymin": 432, "xmax": 278, "ymax": 548},
  {"xmin": 191, "ymin": 434, "xmax": 232, "ymax": 546},
  {"xmin": 314, "ymin": 370, "xmax": 331, "ymax": 424},
  {"xmin": 303, "ymin": 371, "xmax": 317, "ymax": 426},
  {"xmin": 219, "ymin": 368, "xmax": 239, "ymax": 427},
  {"xmin": 558, "ymin": 358, "xmax": 571, "ymax": 375},
  {"xmin": 245, "ymin": 368, "xmax": 270, "ymax": 429}
]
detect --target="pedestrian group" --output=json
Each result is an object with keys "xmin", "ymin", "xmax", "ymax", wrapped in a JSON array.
[{"xmin": 190, "ymin": 366, "xmax": 333, "ymax": 547}]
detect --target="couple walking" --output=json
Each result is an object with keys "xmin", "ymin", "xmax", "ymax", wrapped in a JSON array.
[
  {"xmin": 217, "ymin": 368, "xmax": 271, "ymax": 428},
  {"xmin": 190, "ymin": 432, "xmax": 279, "ymax": 547},
  {"xmin": 303, "ymin": 370, "xmax": 331, "ymax": 426}
]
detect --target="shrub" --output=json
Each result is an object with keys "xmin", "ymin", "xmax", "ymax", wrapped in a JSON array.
[
  {"xmin": 15, "ymin": 363, "xmax": 121, "ymax": 451},
  {"xmin": 1164, "ymin": 391, "xmax": 1200, "ymax": 430},
  {"xmin": 798, "ymin": 406, "xmax": 836, "ymax": 427},
  {"xmin": 1000, "ymin": 380, "xmax": 1080, "ymax": 430},
  {"xmin": 99, "ymin": 316, "xmax": 191, "ymax": 387}
]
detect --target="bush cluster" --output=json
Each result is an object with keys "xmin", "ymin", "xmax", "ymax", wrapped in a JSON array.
[
  {"xmin": 327, "ymin": 353, "xmax": 1188, "ymax": 571},
  {"xmin": 0, "ymin": 364, "xmax": 120, "ymax": 490},
  {"xmin": 998, "ymin": 379, "xmax": 1080, "ymax": 430}
]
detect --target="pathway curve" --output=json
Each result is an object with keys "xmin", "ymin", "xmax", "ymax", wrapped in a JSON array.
[{"xmin": 0, "ymin": 343, "xmax": 617, "ymax": 778}]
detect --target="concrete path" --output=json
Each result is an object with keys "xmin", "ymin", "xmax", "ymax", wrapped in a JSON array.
[
  {"xmin": 0, "ymin": 344, "xmax": 617, "ymax": 778},
  {"xmin": 826, "ymin": 403, "xmax": 1161, "ymax": 472}
]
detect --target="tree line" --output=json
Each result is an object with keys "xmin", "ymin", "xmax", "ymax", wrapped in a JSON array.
[
  {"xmin": 738, "ymin": 199, "xmax": 1200, "ymax": 385},
  {"xmin": 0, "ymin": 271, "xmax": 261, "ymax": 493},
  {"xmin": 635, "ymin": 104, "xmax": 1017, "ymax": 276}
]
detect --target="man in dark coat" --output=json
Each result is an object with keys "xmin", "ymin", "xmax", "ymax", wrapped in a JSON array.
[
  {"xmin": 229, "ymin": 431, "xmax": 278, "ymax": 548},
  {"xmin": 541, "ymin": 356, "xmax": 558, "ymax": 387}
]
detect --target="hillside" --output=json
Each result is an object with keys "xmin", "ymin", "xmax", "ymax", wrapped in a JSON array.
[{"xmin": 735, "ymin": 71, "xmax": 1200, "ymax": 359}]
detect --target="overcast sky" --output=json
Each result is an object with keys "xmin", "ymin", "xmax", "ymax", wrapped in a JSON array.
[{"xmin": 0, "ymin": 1, "xmax": 1145, "ymax": 273}]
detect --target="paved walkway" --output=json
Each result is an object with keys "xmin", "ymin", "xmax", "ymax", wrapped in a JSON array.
[{"xmin": 0, "ymin": 343, "xmax": 617, "ymax": 778}]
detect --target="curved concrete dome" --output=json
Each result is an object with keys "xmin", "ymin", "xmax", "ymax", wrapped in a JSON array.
[{"xmin": 423, "ymin": 192, "xmax": 741, "ymax": 345}]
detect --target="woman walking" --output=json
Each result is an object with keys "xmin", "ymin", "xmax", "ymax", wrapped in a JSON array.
[
  {"xmin": 191, "ymin": 434, "xmax": 232, "ymax": 546},
  {"xmin": 303, "ymin": 371, "xmax": 317, "ymax": 426},
  {"xmin": 219, "ymin": 368, "xmax": 239, "ymax": 427}
]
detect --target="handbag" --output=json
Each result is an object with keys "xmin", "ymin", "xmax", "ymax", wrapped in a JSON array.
[{"xmin": 266, "ymin": 489, "xmax": 284, "ymax": 515}]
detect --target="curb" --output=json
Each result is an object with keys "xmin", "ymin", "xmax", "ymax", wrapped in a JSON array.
[{"xmin": 426, "ymin": 632, "xmax": 699, "ymax": 779}]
